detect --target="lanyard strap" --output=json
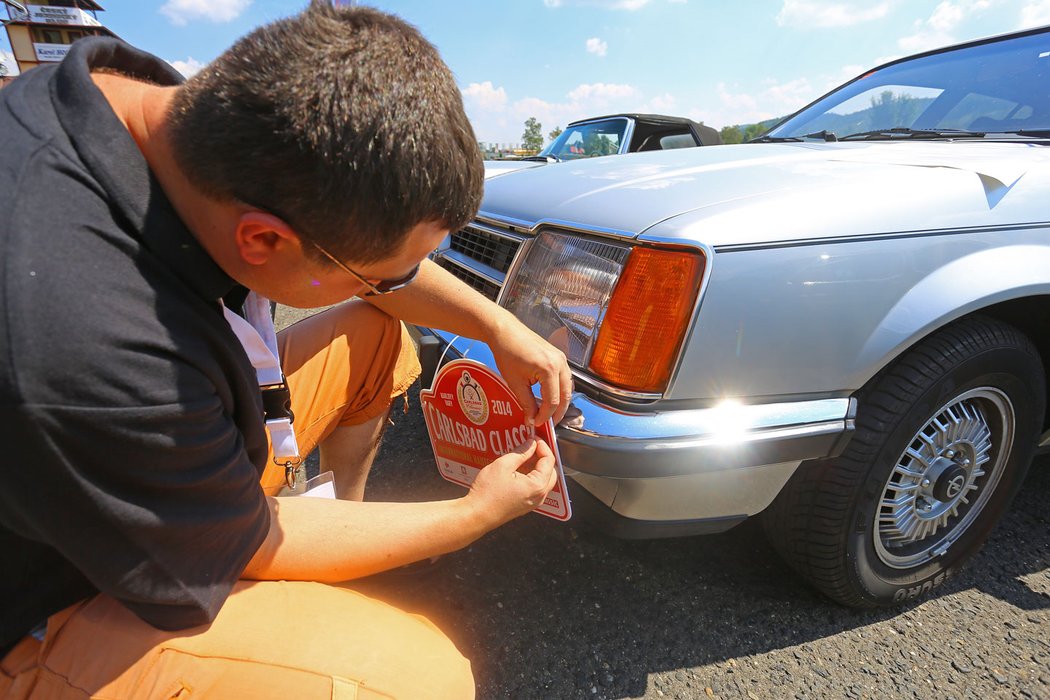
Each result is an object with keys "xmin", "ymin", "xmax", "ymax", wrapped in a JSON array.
[{"xmin": 222, "ymin": 293, "xmax": 302, "ymax": 484}]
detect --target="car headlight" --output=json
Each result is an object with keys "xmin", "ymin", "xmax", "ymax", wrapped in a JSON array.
[{"xmin": 503, "ymin": 230, "xmax": 705, "ymax": 394}]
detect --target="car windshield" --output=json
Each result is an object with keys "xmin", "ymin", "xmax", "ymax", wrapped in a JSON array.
[
  {"xmin": 766, "ymin": 30, "xmax": 1050, "ymax": 141},
  {"xmin": 540, "ymin": 118, "xmax": 628, "ymax": 160}
]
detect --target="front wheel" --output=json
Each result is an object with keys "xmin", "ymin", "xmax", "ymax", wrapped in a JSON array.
[{"xmin": 764, "ymin": 316, "xmax": 1045, "ymax": 607}]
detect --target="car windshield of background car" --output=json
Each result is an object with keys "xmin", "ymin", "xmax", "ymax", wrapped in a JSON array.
[
  {"xmin": 543, "ymin": 119, "xmax": 627, "ymax": 159},
  {"xmin": 768, "ymin": 31, "xmax": 1050, "ymax": 140}
]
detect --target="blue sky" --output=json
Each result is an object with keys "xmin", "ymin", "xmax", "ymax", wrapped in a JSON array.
[{"xmin": 4, "ymin": 0, "xmax": 1050, "ymax": 143}]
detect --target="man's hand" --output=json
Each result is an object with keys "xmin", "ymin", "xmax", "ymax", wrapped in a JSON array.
[
  {"xmin": 466, "ymin": 438, "xmax": 557, "ymax": 528},
  {"xmin": 363, "ymin": 260, "xmax": 574, "ymax": 424},
  {"xmin": 488, "ymin": 315, "xmax": 573, "ymax": 427}
]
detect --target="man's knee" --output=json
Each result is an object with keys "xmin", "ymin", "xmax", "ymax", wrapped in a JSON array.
[
  {"xmin": 36, "ymin": 582, "xmax": 474, "ymax": 700},
  {"xmin": 332, "ymin": 302, "xmax": 419, "ymax": 392},
  {"xmin": 176, "ymin": 581, "xmax": 474, "ymax": 699},
  {"xmin": 334, "ymin": 298, "xmax": 401, "ymax": 345}
]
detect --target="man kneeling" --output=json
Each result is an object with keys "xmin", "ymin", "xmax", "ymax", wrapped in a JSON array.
[{"xmin": 0, "ymin": 2, "xmax": 572, "ymax": 698}]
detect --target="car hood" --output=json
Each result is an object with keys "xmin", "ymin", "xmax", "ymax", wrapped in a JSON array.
[
  {"xmin": 484, "ymin": 160, "xmax": 545, "ymax": 178},
  {"xmin": 479, "ymin": 142, "xmax": 1050, "ymax": 247}
]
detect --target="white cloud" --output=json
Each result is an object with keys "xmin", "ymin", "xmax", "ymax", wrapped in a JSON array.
[
  {"xmin": 647, "ymin": 92, "xmax": 677, "ymax": 111},
  {"xmin": 586, "ymin": 37, "xmax": 608, "ymax": 57},
  {"xmin": 1, "ymin": 49, "xmax": 19, "ymax": 77},
  {"xmin": 761, "ymin": 77, "xmax": 816, "ymax": 109},
  {"xmin": 928, "ymin": 1, "xmax": 965, "ymax": 30},
  {"xmin": 567, "ymin": 82, "xmax": 638, "ymax": 101},
  {"xmin": 1020, "ymin": 0, "xmax": 1050, "ymax": 27},
  {"xmin": 465, "ymin": 81, "xmax": 649, "ymax": 143},
  {"xmin": 542, "ymin": 0, "xmax": 657, "ymax": 9},
  {"xmin": 777, "ymin": 0, "xmax": 891, "ymax": 28},
  {"xmin": 160, "ymin": 0, "xmax": 251, "ymax": 26},
  {"xmin": 684, "ymin": 77, "xmax": 820, "ymax": 130},
  {"xmin": 168, "ymin": 57, "xmax": 205, "ymax": 78},
  {"xmin": 835, "ymin": 64, "xmax": 867, "ymax": 84},
  {"xmin": 898, "ymin": 0, "xmax": 999, "ymax": 52},
  {"xmin": 897, "ymin": 26, "xmax": 955, "ymax": 52},
  {"xmin": 462, "ymin": 81, "xmax": 509, "ymax": 111}
]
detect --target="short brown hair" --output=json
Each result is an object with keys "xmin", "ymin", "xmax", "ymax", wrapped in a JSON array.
[{"xmin": 168, "ymin": 1, "xmax": 482, "ymax": 264}]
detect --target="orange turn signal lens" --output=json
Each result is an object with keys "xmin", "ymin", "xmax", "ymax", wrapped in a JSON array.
[{"xmin": 588, "ymin": 247, "xmax": 705, "ymax": 393}]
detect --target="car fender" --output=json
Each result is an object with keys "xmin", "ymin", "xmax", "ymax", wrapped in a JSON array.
[{"xmin": 854, "ymin": 243, "xmax": 1050, "ymax": 378}]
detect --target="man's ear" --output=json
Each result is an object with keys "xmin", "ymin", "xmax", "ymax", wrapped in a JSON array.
[{"xmin": 234, "ymin": 211, "xmax": 301, "ymax": 266}]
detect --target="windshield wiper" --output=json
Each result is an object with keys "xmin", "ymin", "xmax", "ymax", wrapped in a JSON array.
[
  {"xmin": 992, "ymin": 129, "xmax": 1050, "ymax": 138},
  {"xmin": 839, "ymin": 127, "xmax": 984, "ymax": 141},
  {"xmin": 522, "ymin": 154, "xmax": 560, "ymax": 162},
  {"xmin": 751, "ymin": 130, "xmax": 838, "ymax": 143}
]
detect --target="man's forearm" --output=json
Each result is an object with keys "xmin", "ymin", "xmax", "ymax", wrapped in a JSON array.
[
  {"xmin": 242, "ymin": 439, "xmax": 557, "ymax": 582},
  {"xmin": 364, "ymin": 258, "xmax": 514, "ymax": 343},
  {"xmin": 241, "ymin": 495, "xmax": 494, "ymax": 582}
]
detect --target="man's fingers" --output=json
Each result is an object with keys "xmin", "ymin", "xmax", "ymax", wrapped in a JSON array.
[
  {"xmin": 532, "ymin": 367, "xmax": 561, "ymax": 427},
  {"xmin": 489, "ymin": 437, "xmax": 536, "ymax": 474},
  {"xmin": 504, "ymin": 375, "xmax": 539, "ymax": 426},
  {"xmin": 533, "ymin": 435, "xmax": 554, "ymax": 460},
  {"xmin": 511, "ymin": 436, "xmax": 537, "ymax": 456},
  {"xmin": 552, "ymin": 362, "xmax": 574, "ymax": 425},
  {"xmin": 540, "ymin": 446, "xmax": 558, "ymax": 491},
  {"xmin": 520, "ymin": 438, "xmax": 556, "ymax": 491}
]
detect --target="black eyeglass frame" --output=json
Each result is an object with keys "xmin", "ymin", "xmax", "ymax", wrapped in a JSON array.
[
  {"xmin": 308, "ymin": 240, "xmax": 420, "ymax": 297},
  {"xmin": 232, "ymin": 195, "xmax": 421, "ymax": 297}
]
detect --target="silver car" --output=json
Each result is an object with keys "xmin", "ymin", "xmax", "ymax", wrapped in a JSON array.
[{"xmin": 420, "ymin": 25, "xmax": 1050, "ymax": 607}]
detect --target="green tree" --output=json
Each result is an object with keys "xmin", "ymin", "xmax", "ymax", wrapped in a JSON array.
[
  {"xmin": 521, "ymin": 117, "xmax": 544, "ymax": 153},
  {"xmin": 548, "ymin": 125, "xmax": 563, "ymax": 143},
  {"xmin": 868, "ymin": 90, "xmax": 924, "ymax": 129},
  {"xmin": 582, "ymin": 132, "xmax": 618, "ymax": 156},
  {"xmin": 742, "ymin": 122, "xmax": 768, "ymax": 141},
  {"xmin": 720, "ymin": 125, "xmax": 743, "ymax": 144}
]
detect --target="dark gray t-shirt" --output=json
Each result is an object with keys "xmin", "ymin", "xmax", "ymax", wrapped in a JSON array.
[{"xmin": 0, "ymin": 38, "xmax": 270, "ymax": 654}]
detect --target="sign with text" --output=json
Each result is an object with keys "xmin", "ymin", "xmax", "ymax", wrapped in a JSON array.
[
  {"xmin": 33, "ymin": 43, "xmax": 69, "ymax": 62},
  {"xmin": 9, "ymin": 5, "xmax": 101, "ymax": 27},
  {"xmin": 420, "ymin": 359, "xmax": 571, "ymax": 521}
]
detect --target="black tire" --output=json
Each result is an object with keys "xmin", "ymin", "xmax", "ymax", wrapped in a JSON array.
[{"xmin": 763, "ymin": 316, "xmax": 1045, "ymax": 607}]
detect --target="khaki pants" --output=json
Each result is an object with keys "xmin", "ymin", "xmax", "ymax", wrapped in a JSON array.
[{"xmin": 1, "ymin": 302, "xmax": 474, "ymax": 699}]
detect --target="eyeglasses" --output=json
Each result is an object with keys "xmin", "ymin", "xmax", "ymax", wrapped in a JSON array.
[
  {"xmin": 231, "ymin": 194, "xmax": 421, "ymax": 296},
  {"xmin": 309, "ymin": 240, "xmax": 420, "ymax": 296}
]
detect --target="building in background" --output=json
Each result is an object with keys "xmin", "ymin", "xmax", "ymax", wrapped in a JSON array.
[{"xmin": 3, "ymin": 1, "xmax": 115, "ymax": 74}]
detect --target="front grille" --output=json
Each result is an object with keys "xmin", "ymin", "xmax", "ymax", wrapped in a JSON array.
[
  {"xmin": 434, "ymin": 222, "xmax": 524, "ymax": 302},
  {"xmin": 450, "ymin": 225, "xmax": 520, "ymax": 273},
  {"xmin": 437, "ymin": 258, "xmax": 501, "ymax": 300}
]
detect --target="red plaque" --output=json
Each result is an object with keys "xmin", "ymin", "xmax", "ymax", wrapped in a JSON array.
[{"xmin": 420, "ymin": 359, "xmax": 571, "ymax": 521}]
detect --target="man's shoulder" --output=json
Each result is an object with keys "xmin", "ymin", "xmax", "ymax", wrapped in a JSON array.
[
  {"xmin": 0, "ymin": 170, "xmax": 237, "ymax": 414},
  {"xmin": 0, "ymin": 64, "xmax": 74, "ymax": 164},
  {"xmin": 0, "ymin": 72, "xmax": 100, "ymax": 241}
]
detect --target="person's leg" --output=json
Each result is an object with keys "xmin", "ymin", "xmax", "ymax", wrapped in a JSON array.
[
  {"xmin": 261, "ymin": 300, "xmax": 421, "ymax": 499},
  {"xmin": 318, "ymin": 412, "xmax": 390, "ymax": 501},
  {"xmin": 0, "ymin": 634, "xmax": 42, "ymax": 698},
  {"xmin": 2, "ymin": 581, "xmax": 473, "ymax": 700}
]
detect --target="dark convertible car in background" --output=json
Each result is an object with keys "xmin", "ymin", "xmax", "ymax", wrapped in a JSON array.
[{"xmin": 484, "ymin": 113, "xmax": 721, "ymax": 177}]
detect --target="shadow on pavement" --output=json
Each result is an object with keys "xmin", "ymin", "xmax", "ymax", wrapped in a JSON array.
[{"xmin": 352, "ymin": 386, "xmax": 1050, "ymax": 699}]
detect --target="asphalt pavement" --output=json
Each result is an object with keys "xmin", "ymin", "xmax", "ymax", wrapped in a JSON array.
[
  {"xmin": 276, "ymin": 307, "xmax": 1048, "ymax": 700},
  {"xmin": 358, "ymin": 384, "xmax": 1048, "ymax": 700}
]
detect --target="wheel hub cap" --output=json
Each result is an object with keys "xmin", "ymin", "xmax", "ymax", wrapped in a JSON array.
[
  {"xmin": 930, "ymin": 459, "xmax": 968, "ymax": 502},
  {"xmin": 873, "ymin": 388, "xmax": 1013, "ymax": 569}
]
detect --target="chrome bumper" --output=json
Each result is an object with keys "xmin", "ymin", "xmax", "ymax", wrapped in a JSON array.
[{"xmin": 417, "ymin": 329, "xmax": 856, "ymax": 537}]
